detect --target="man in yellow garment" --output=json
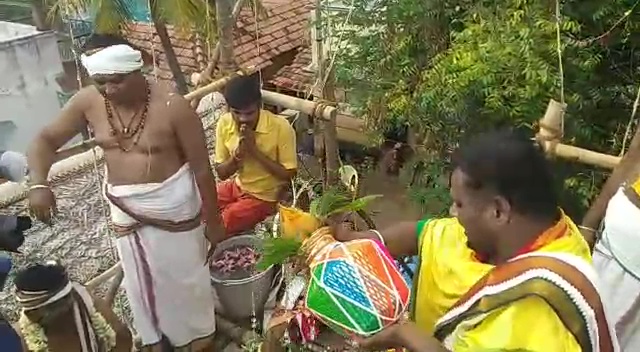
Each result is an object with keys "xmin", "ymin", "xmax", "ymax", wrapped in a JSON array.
[
  {"xmin": 334, "ymin": 129, "xmax": 619, "ymax": 352},
  {"xmin": 213, "ymin": 73, "xmax": 297, "ymax": 236}
]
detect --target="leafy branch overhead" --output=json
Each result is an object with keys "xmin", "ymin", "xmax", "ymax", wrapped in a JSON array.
[
  {"xmin": 45, "ymin": 0, "xmax": 217, "ymax": 37},
  {"xmin": 336, "ymin": 0, "xmax": 640, "ymax": 218}
]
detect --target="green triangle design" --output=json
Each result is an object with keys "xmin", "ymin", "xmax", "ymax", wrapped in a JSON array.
[
  {"xmin": 332, "ymin": 291, "xmax": 382, "ymax": 335},
  {"xmin": 306, "ymin": 266, "xmax": 356, "ymax": 331}
]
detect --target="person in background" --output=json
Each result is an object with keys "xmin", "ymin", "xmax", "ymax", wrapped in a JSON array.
[
  {"xmin": 0, "ymin": 149, "xmax": 32, "ymax": 351},
  {"xmin": 14, "ymin": 262, "xmax": 132, "ymax": 352},
  {"xmin": 333, "ymin": 129, "xmax": 618, "ymax": 352},
  {"xmin": 27, "ymin": 44, "xmax": 221, "ymax": 350},
  {"xmin": 0, "ymin": 150, "xmax": 28, "ymax": 184},
  {"xmin": 214, "ymin": 73, "xmax": 297, "ymax": 236},
  {"xmin": 0, "ymin": 146, "xmax": 34, "ymax": 350},
  {"xmin": 0, "ymin": 256, "xmax": 21, "ymax": 352},
  {"xmin": 579, "ymin": 139, "xmax": 640, "ymax": 350}
]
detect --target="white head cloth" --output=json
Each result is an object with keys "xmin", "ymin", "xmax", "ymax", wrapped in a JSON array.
[
  {"xmin": 0, "ymin": 150, "xmax": 28, "ymax": 182},
  {"xmin": 81, "ymin": 44, "xmax": 144, "ymax": 76}
]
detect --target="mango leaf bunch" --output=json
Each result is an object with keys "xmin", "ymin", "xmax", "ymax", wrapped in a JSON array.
[{"xmin": 257, "ymin": 187, "xmax": 382, "ymax": 270}]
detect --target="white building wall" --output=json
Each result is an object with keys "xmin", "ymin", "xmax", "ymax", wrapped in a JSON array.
[{"xmin": 0, "ymin": 21, "xmax": 67, "ymax": 153}]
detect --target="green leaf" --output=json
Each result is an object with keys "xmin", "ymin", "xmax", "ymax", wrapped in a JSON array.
[
  {"xmin": 256, "ymin": 237, "xmax": 302, "ymax": 271},
  {"xmin": 309, "ymin": 188, "xmax": 353, "ymax": 219},
  {"xmin": 325, "ymin": 194, "xmax": 383, "ymax": 217}
]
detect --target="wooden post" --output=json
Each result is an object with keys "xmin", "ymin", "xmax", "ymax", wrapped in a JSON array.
[
  {"xmin": 323, "ymin": 69, "xmax": 340, "ymax": 185},
  {"xmin": 308, "ymin": 8, "xmax": 325, "ymax": 167},
  {"xmin": 537, "ymin": 99, "xmax": 566, "ymax": 144},
  {"xmin": 536, "ymin": 99, "xmax": 622, "ymax": 169},
  {"xmin": 312, "ymin": 2, "xmax": 331, "ymax": 186}
]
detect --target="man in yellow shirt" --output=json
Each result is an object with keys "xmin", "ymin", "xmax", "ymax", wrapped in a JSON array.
[
  {"xmin": 214, "ymin": 74, "xmax": 297, "ymax": 236},
  {"xmin": 334, "ymin": 130, "xmax": 618, "ymax": 352}
]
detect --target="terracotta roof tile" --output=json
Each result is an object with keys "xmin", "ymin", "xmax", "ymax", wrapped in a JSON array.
[
  {"xmin": 122, "ymin": 0, "xmax": 312, "ymax": 86},
  {"xmin": 270, "ymin": 46, "xmax": 313, "ymax": 92}
]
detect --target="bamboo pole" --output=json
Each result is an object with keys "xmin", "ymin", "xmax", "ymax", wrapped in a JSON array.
[
  {"xmin": 322, "ymin": 69, "xmax": 340, "ymax": 186},
  {"xmin": 185, "ymin": 67, "xmax": 256, "ymax": 101},
  {"xmin": 549, "ymin": 143, "xmax": 621, "ymax": 169},
  {"xmin": 536, "ymin": 99, "xmax": 622, "ymax": 169},
  {"xmin": 310, "ymin": 8, "xmax": 326, "ymax": 170},
  {"xmin": 261, "ymin": 90, "xmax": 337, "ymax": 121}
]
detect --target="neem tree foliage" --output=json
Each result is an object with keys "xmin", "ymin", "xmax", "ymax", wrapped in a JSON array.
[{"xmin": 336, "ymin": 0, "xmax": 640, "ymax": 216}]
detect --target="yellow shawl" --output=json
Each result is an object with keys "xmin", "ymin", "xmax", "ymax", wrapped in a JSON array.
[{"xmin": 411, "ymin": 215, "xmax": 592, "ymax": 351}]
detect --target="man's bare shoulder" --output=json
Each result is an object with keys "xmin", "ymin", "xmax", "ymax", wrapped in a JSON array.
[
  {"xmin": 148, "ymin": 83, "xmax": 195, "ymax": 129},
  {"xmin": 151, "ymin": 80, "xmax": 179, "ymax": 95},
  {"xmin": 66, "ymin": 86, "xmax": 101, "ymax": 110},
  {"xmin": 152, "ymin": 82, "xmax": 192, "ymax": 113}
]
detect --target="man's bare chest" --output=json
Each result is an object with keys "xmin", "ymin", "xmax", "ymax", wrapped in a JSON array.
[{"xmin": 86, "ymin": 103, "xmax": 177, "ymax": 154}]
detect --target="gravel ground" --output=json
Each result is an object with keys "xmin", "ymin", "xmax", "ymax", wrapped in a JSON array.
[
  {"xmin": 0, "ymin": 165, "xmax": 130, "ymax": 323},
  {"xmin": 0, "ymin": 93, "xmax": 226, "ymax": 326}
]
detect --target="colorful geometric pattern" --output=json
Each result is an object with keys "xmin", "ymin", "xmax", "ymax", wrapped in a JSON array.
[{"xmin": 305, "ymin": 239, "xmax": 410, "ymax": 336}]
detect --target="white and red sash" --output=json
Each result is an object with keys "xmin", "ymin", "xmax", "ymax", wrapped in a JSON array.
[{"xmin": 433, "ymin": 252, "xmax": 619, "ymax": 352}]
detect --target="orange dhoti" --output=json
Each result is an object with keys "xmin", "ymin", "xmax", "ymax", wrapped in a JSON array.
[{"xmin": 216, "ymin": 179, "xmax": 276, "ymax": 236}]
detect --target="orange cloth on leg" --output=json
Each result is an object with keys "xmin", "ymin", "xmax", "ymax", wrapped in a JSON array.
[{"xmin": 216, "ymin": 179, "xmax": 276, "ymax": 236}]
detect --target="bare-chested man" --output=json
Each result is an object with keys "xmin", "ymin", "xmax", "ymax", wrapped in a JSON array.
[{"xmin": 27, "ymin": 44, "xmax": 222, "ymax": 351}]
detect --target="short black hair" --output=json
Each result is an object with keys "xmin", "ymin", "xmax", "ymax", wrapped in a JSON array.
[
  {"xmin": 451, "ymin": 128, "xmax": 559, "ymax": 220},
  {"xmin": 223, "ymin": 73, "xmax": 262, "ymax": 109},
  {"xmin": 81, "ymin": 33, "xmax": 135, "ymax": 53},
  {"xmin": 14, "ymin": 263, "xmax": 68, "ymax": 293}
]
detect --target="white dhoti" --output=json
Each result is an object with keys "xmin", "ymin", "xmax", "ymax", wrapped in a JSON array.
[
  {"xmin": 105, "ymin": 164, "xmax": 216, "ymax": 349},
  {"xmin": 593, "ymin": 187, "xmax": 640, "ymax": 351}
]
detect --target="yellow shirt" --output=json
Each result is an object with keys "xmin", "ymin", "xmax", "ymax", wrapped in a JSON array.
[
  {"xmin": 412, "ymin": 216, "xmax": 591, "ymax": 351},
  {"xmin": 632, "ymin": 177, "xmax": 640, "ymax": 195},
  {"xmin": 214, "ymin": 110, "xmax": 297, "ymax": 202}
]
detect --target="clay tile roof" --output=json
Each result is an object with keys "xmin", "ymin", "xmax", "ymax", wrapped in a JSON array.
[
  {"xmin": 123, "ymin": 0, "xmax": 312, "ymax": 84},
  {"xmin": 125, "ymin": 23, "xmax": 202, "ymax": 79},
  {"xmin": 269, "ymin": 46, "xmax": 313, "ymax": 93}
]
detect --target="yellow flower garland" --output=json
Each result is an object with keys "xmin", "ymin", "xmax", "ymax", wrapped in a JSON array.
[{"xmin": 19, "ymin": 309, "xmax": 117, "ymax": 352}]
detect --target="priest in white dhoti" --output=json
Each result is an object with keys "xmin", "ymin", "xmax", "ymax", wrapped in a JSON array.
[
  {"xmin": 26, "ymin": 44, "xmax": 224, "ymax": 351},
  {"xmin": 589, "ymin": 180, "xmax": 640, "ymax": 351},
  {"xmin": 581, "ymin": 146, "xmax": 640, "ymax": 351}
]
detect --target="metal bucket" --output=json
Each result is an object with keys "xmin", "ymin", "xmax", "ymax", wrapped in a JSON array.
[{"xmin": 210, "ymin": 234, "xmax": 275, "ymax": 321}]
